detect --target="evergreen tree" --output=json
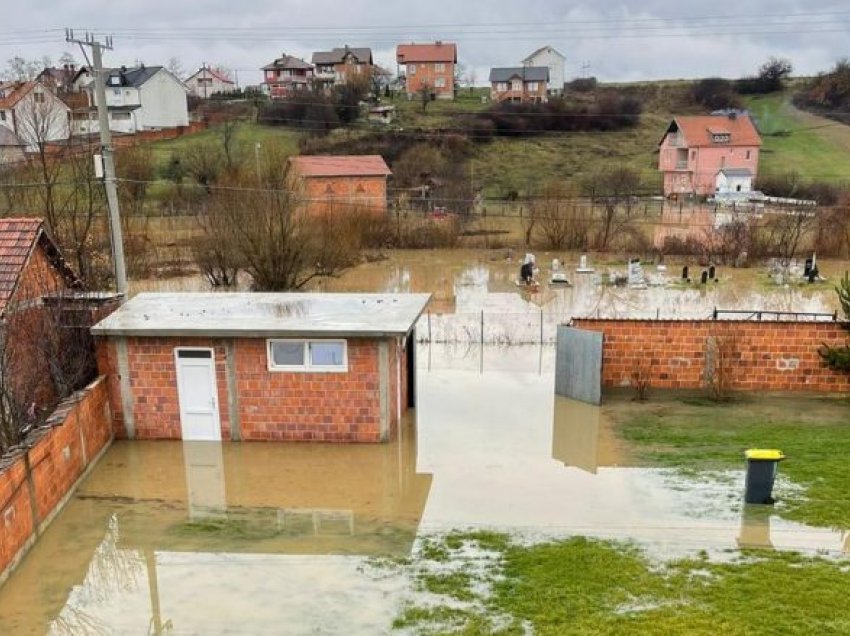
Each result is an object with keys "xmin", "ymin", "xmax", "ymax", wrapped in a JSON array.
[{"xmin": 819, "ymin": 272, "xmax": 850, "ymax": 370}]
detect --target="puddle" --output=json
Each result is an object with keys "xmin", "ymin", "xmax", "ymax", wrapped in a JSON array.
[{"xmin": 0, "ymin": 343, "xmax": 846, "ymax": 633}]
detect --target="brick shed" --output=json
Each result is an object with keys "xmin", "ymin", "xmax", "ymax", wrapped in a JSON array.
[
  {"xmin": 287, "ymin": 155, "xmax": 392, "ymax": 215},
  {"xmin": 92, "ymin": 292, "xmax": 430, "ymax": 443}
]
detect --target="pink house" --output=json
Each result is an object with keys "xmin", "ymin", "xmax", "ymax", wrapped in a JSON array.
[{"xmin": 658, "ymin": 114, "xmax": 761, "ymax": 198}]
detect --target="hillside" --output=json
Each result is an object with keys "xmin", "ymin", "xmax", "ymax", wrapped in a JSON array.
[{"xmin": 148, "ymin": 82, "xmax": 850, "ymax": 199}]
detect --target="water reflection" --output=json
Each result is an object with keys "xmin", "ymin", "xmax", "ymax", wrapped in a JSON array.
[
  {"xmin": 738, "ymin": 506, "xmax": 774, "ymax": 550},
  {"xmin": 551, "ymin": 396, "xmax": 626, "ymax": 473}
]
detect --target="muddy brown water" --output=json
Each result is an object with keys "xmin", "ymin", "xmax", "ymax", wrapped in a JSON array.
[
  {"xmin": 0, "ymin": 344, "xmax": 846, "ymax": 634},
  {"xmin": 131, "ymin": 249, "xmax": 842, "ymax": 346}
]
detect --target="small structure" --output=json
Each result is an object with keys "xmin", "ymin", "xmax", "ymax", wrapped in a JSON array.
[
  {"xmin": 36, "ymin": 64, "xmax": 78, "ymax": 93},
  {"xmin": 489, "ymin": 67, "xmax": 549, "ymax": 103},
  {"xmin": 184, "ymin": 66, "xmax": 236, "ymax": 98},
  {"xmin": 0, "ymin": 218, "xmax": 82, "ymax": 414},
  {"xmin": 658, "ymin": 113, "xmax": 761, "ymax": 198},
  {"xmin": 576, "ymin": 254, "xmax": 595, "ymax": 274},
  {"xmin": 396, "ymin": 42, "xmax": 457, "ymax": 100},
  {"xmin": 521, "ymin": 46, "xmax": 566, "ymax": 95},
  {"xmin": 0, "ymin": 127, "xmax": 25, "ymax": 164},
  {"xmin": 261, "ymin": 53, "xmax": 314, "ymax": 99},
  {"xmin": 287, "ymin": 155, "xmax": 392, "ymax": 215},
  {"xmin": 311, "ymin": 46, "xmax": 373, "ymax": 89},
  {"xmin": 72, "ymin": 65, "xmax": 189, "ymax": 135},
  {"xmin": 368, "ymin": 104, "xmax": 395, "ymax": 124},
  {"xmin": 92, "ymin": 292, "xmax": 430, "ymax": 443}
]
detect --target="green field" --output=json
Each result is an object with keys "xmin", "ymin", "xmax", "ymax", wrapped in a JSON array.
[
  {"xmin": 745, "ymin": 93, "xmax": 850, "ymax": 183},
  {"xmin": 138, "ymin": 84, "xmax": 850, "ymax": 197}
]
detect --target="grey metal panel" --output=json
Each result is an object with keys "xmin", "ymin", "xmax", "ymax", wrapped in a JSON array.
[{"xmin": 555, "ymin": 326, "xmax": 603, "ymax": 405}]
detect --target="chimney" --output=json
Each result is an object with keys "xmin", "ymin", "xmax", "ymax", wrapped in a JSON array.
[
  {"xmin": 436, "ymin": 40, "xmax": 443, "ymax": 46},
  {"xmin": 729, "ymin": 111, "xmax": 737, "ymax": 120}
]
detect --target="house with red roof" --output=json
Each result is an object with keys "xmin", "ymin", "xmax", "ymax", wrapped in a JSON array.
[
  {"xmin": 0, "ymin": 81, "xmax": 70, "ymax": 151},
  {"xmin": 184, "ymin": 66, "xmax": 237, "ymax": 98},
  {"xmin": 658, "ymin": 113, "xmax": 762, "ymax": 198},
  {"xmin": 396, "ymin": 42, "xmax": 457, "ymax": 100},
  {"xmin": 0, "ymin": 218, "xmax": 83, "ymax": 423},
  {"xmin": 261, "ymin": 54, "xmax": 314, "ymax": 100},
  {"xmin": 287, "ymin": 155, "xmax": 392, "ymax": 215}
]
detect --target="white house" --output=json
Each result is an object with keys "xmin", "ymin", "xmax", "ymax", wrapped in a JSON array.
[
  {"xmin": 715, "ymin": 168, "xmax": 754, "ymax": 196},
  {"xmin": 72, "ymin": 65, "xmax": 189, "ymax": 135},
  {"xmin": 0, "ymin": 81, "xmax": 70, "ymax": 152},
  {"xmin": 521, "ymin": 46, "xmax": 566, "ymax": 95},
  {"xmin": 184, "ymin": 66, "xmax": 236, "ymax": 98}
]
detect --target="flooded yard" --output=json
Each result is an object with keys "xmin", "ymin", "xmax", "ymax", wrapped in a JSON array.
[{"xmin": 0, "ymin": 344, "xmax": 847, "ymax": 634}]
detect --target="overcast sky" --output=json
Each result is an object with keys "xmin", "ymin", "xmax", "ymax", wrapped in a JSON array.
[{"xmin": 3, "ymin": 1, "xmax": 849, "ymax": 85}]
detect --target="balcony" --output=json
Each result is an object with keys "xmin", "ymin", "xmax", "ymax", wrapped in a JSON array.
[{"xmin": 675, "ymin": 161, "xmax": 689, "ymax": 170}]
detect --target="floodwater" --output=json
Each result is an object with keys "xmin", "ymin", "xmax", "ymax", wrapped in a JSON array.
[
  {"xmin": 0, "ymin": 344, "xmax": 846, "ymax": 634},
  {"xmin": 131, "ymin": 249, "xmax": 842, "ymax": 344}
]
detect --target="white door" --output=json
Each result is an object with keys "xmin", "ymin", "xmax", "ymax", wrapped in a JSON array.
[{"xmin": 174, "ymin": 348, "xmax": 221, "ymax": 441}]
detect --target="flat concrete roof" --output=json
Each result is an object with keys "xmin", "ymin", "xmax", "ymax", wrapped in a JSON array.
[{"xmin": 91, "ymin": 292, "xmax": 432, "ymax": 338}]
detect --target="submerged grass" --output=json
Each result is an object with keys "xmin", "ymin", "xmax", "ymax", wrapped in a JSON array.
[
  {"xmin": 393, "ymin": 532, "xmax": 850, "ymax": 635},
  {"xmin": 610, "ymin": 396, "xmax": 850, "ymax": 528}
]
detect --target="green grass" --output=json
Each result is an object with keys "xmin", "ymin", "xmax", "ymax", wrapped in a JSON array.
[
  {"xmin": 612, "ymin": 396, "xmax": 850, "ymax": 528},
  {"xmin": 393, "ymin": 533, "xmax": 850, "ymax": 635},
  {"xmin": 147, "ymin": 121, "xmax": 301, "ymax": 171},
  {"xmin": 745, "ymin": 93, "xmax": 850, "ymax": 183}
]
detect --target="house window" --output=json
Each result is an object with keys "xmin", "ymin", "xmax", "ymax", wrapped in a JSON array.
[
  {"xmin": 111, "ymin": 112, "xmax": 131, "ymax": 120},
  {"xmin": 408, "ymin": 64, "xmax": 416, "ymax": 75},
  {"xmin": 267, "ymin": 339, "xmax": 348, "ymax": 372},
  {"xmin": 746, "ymin": 150, "xmax": 752, "ymax": 160},
  {"xmin": 33, "ymin": 92, "xmax": 45, "ymax": 103},
  {"xmin": 435, "ymin": 63, "xmax": 445, "ymax": 72},
  {"xmin": 112, "ymin": 89, "xmax": 120, "ymax": 96},
  {"xmin": 528, "ymin": 82, "xmax": 538, "ymax": 91},
  {"xmin": 435, "ymin": 77, "xmax": 445, "ymax": 88},
  {"xmin": 511, "ymin": 80, "xmax": 522, "ymax": 91},
  {"xmin": 712, "ymin": 133, "xmax": 730, "ymax": 144},
  {"xmin": 0, "ymin": 111, "xmax": 5, "ymax": 121},
  {"xmin": 690, "ymin": 150, "xmax": 696, "ymax": 160}
]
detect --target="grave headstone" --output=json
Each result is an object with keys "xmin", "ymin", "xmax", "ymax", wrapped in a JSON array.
[
  {"xmin": 682, "ymin": 265, "xmax": 689, "ymax": 280},
  {"xmin": 577, "ymin": 254, "xmax": 595, "ymax": 273},
  {"xmin": 708, "ymin": 265, "xmax": 716, "ymax": 280},
  {"xmin": 700, "ymin": 270, "xmax": 709, "ymax": 285},
  {"xmin": 628, "ymin": 258, "xmax": 646, "ymax": 287}
]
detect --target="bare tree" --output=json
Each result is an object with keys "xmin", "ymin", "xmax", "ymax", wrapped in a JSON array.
[
  {"xmin": 532, "ymin": 182, "xmax": 590, "ymax": 250},
  {"xmin": 417, "ymin": 82, "xmax": 433, "ymax": 113},
  {"xmin": 166, "ymin": 56, "xmax": 186, "ymax": 79},
  {"xmin": 583, "ymin": 166, "xmax": 641, "ymax": 249},
  {"xmin": 762, "ymin": 205, "xmax": 815, "ymax": 267}
]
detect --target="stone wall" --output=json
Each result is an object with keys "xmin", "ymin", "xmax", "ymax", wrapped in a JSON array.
[
  {"xmin": 572, "ymin": 318, "xmax": 850, "ymax": 393},
  {"xmin": 0, "ymin": 376, "xmax": 112, "ymax": 585}
]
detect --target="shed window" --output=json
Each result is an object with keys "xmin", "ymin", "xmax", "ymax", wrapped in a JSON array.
[{"xmin": 268, "ymin": 339, "xmax": 347, "ymax": 372}]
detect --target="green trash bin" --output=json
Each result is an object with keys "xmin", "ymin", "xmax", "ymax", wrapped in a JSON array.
[{"xmin": 744, "ymin": 449, "xmax": 785, "ymax": 504}]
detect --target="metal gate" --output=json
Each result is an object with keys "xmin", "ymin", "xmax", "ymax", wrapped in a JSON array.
[{"xmin": 555, "ymin": 326, "xmax": 603, "ymax": 405}]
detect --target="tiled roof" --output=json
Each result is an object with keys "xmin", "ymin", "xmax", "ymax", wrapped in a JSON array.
[
  {"xmin": 396, "ymin": 42, "xmax": 457, "ymax": 64},
  {"xmin": 262, "ymin": 55, "xmax": 313, "ymax": 71},
  {"xmin": 489, "ymin": 66, "xmax": 549, "ymax": 83},
  {"xmin": 289, "ymin": 155, "xmax": 392, "ymax": 178},
  {"xmin": 719, "ymin": 168, "xmax": 754, "ymax": 177},
  {"xmin": 104, "ymin": 66, "xmax": 163, "ymax": 88},
  {"xmin": 187, "ymin": 67, "xmax": 235, "ymax": 84},
  {"xmin": 0, "ymin": 217, "xmax": 79, "ymax": 315},
  {"xmin": 312, "ymin": 47, "xmax": 373, "ymax": 65},
  {"xmin": 0, "ymin": 82, "xmax": 35, "ymax": 110},
  {"xmin": 664, "ymin": 115, "xmax": 762, "ymax": 147},
  {"xmin": 0, "ymin": 218, "xmax": 43, "ymax": 315}
]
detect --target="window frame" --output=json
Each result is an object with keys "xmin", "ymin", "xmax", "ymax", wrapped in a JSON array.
[
  {"xmin": 408, "ymin": 64, "xmax": 416, "ymax": 75},
  {"xmin": 267, "ymin": 338, "xmax": 348, "ymax": 373}
]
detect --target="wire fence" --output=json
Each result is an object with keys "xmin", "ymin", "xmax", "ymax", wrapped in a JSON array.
[{"xmin": 416, "ymin": 310, "xmax": 564, "ymax": 345}]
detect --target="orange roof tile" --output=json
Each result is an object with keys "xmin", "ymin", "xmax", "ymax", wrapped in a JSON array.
[
  {"xmin": 0, "ymin": 217, "xmax": 79, "ymax": 316},
  {"xmin": 289, "ymin": 155, "xmax": 392, "ymax": 178},
  {"xmin": 396, "ymin": 42, "xmax": 457, "ymax": 64},
  {"xmin": 664, "ymin": 114, "xmax": 761, "ymax": 147},
  {"xmin": 0, "ymin": 217, "xmax": 43, "ymax": 315},
  {"xmin": 0, "ymin": 82, "xmax": 35, "ymax": 110}
]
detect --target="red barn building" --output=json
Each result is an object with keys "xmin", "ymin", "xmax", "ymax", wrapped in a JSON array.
[{"xmin": 92, "ymin": 292, "xmax": 430, "ymax": 443}]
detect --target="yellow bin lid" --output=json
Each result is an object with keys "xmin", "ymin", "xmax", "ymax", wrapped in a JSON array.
[{"xmin": 745, "ymin": 449, "xmax": 785, "ymax": 461}]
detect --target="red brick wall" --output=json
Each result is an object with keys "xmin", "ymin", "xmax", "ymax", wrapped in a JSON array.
[
  {"xmin": 573, "ymin": 319, "xmax": 850, "ymax": 393},
  {"xmin": 0, "ymin": 377, "xmax": 112, "ymax": 583},
  {"xmin": 299, "ymin": 175, "xmax": 388, "ymax": 215},
  {"xmin": 97, "ymin": 336, "xmax": 409, "ymax": 443},
  {"xmin": 404, "ymin": 62, "xmax": 455, "ymax": 98}
]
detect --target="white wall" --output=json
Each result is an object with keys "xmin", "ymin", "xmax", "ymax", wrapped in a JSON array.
[
  {"xmin": 525, "ymin": 48, "xmax": 565, "ymax": 92},
  {"xmin": 11, "ymin": 87, "xmax": 70, "ymax": 150},
  {"xmin": 137, "ymin": 69, "xmax": 189, "ymax": 129},
  {"xmin": 716, "ymin": 173, "xmax": 753, "ymax": 194}
]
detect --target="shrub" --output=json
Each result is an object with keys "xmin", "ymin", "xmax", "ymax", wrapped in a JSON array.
[
  {"xmin": 735, "ymin": 57, "xmax": 792, "ymax": 95},
  {"xmin": 691, "ymin": 78, "xmax": 741, "ymax": 110}
]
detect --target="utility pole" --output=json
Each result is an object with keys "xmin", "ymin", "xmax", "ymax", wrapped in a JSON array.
[{"xmin": 66, "ymin": 29, "xmax": 128, "ymax": 298}]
